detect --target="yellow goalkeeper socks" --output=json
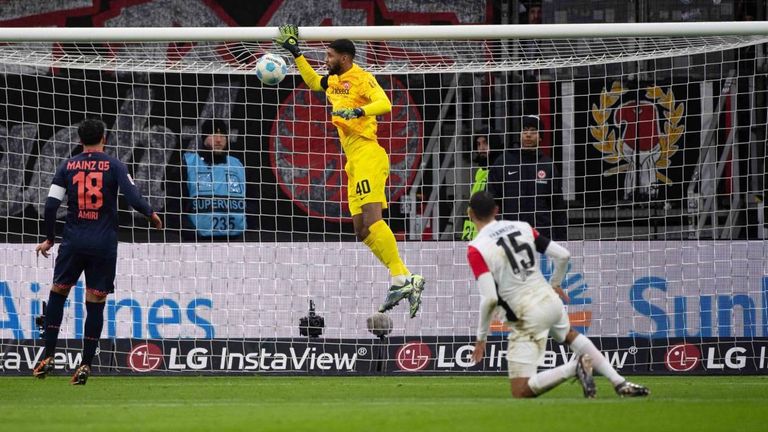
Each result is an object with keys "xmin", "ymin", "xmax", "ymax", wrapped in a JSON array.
[{"xmin": 363, "ymin": 220, "xmax": 410, "ymax": 278}]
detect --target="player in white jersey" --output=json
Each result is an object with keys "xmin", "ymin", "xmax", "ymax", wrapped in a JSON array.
[{"xmin": 466, "ymin": 191, "xmax": 649, "ymax": 398}]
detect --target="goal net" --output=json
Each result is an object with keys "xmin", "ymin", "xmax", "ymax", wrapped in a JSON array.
[{"xmin": 0, "ymin": 23, "xmax": 766, "ymax": 375}]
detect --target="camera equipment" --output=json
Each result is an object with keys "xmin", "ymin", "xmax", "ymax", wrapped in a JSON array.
[
  {"xmin": 35, "ymin": 301, "xmax": 47, "ymax": 337},
  {"xmin": 299, "ymin": 299, "xmax": 325, "ymax": 338},
  {"xmin": 366, "ymin": 312, "xmax": 393, "ymax": 339}
]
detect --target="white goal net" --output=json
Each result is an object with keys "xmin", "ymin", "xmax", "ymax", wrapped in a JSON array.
[{"xmin": 0, "ymin": 23, "xmax": 766, "ymax": 375}]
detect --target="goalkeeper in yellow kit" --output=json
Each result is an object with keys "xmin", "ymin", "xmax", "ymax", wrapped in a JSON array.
[{"xmin": 276, "ymin": 24, "xmax": 425, "ymax": 318}]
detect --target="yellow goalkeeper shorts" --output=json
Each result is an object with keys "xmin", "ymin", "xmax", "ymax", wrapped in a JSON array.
[{"xmin": 345, "ymin": 140, "xmax": 389, "ymax": 216}]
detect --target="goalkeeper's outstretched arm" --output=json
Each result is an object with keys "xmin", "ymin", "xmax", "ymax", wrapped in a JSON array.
[
  {"xmin": 275, "ymin": 24, "xmax": 326, "ymax": 92},
  {"xmin": 295, "ymin": 56, "xmax": 326, "ymax": 92}
]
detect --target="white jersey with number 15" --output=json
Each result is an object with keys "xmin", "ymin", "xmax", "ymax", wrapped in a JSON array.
[{"xmin": 467, "ymin": 220, "xmax": 558, "ymax": 316}]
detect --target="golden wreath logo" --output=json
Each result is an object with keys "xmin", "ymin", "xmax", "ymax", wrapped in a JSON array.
[{"xmin": 590, "ymin": 81, "xmax": 683, "ymax": 191}]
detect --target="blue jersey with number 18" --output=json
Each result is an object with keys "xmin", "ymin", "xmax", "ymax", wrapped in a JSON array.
[{"xmin": 51, "ymin": 151, "xmax": 153, "ymax": 252}]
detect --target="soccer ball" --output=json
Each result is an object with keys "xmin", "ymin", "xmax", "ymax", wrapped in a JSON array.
[{"xmin": 255, "ymin": 53, "xmax": 287, "ymax": 86}]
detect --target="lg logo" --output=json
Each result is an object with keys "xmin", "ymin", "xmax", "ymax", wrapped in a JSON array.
[
  {"xmin": 128, "ymin": 343, "xmax": 164, "ymax": 372},
  {"xmin": 665, "ymin": 343, "xmax": 701, "ymax": 372},
  {"xmin": 395, "ymin": 342, "xmax": 432, "ymax": 372},
  {"xmin": 666, "ymin": 344, "xmax": 752, "ymax": 372}
]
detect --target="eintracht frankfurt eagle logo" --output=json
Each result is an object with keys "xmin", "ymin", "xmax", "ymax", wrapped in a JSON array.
[{"xmin": 590, "ymin": 81, "xmax": 683, "ymax": 195}]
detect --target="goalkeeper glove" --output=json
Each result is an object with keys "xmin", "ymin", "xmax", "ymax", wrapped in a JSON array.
[
  {"xmin": 275, "ymin": 24, "xmax": 301, "ymax": 58},
  {"xmin": 332, "ymin": 108, "xmax": 365, "ymax": 120}
]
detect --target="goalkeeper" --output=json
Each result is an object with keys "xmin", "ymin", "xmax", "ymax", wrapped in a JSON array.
[{"xmin": 276, "ymin": 25, "xmax": 425, "ymax": 318}]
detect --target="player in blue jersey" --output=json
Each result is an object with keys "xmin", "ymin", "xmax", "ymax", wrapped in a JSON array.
[{"xmin": 33, "ymin": 119, "xmax": 162, "ymax": 385}]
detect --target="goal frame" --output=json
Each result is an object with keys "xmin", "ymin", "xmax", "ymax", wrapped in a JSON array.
[
  {"xmin": 2, "ymin": 21, "xmax": 768, "ymax": 42},
  {"xmin": 0, "ymin": 22, "xmax": 766, "ymax": 376}
]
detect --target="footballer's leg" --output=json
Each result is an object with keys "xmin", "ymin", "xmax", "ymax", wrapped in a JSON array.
[
  {"xmin": 70, "ymin": 364, "xmax": 91, "ymax": 386},
  {"xmin": 515, "ymin": 357, "xmax": 581, "ymax": 398},
  {"xmin": 360, "ymin": 203, "xmax": 425, "ymax": 317},
  {"xmin": 575, "ymin": 354, "xmax": 596, "ymax": 398},
  {"xmin": 510, "ymin": 377, "xmax": 537, "ymax": 398},
  {"xmin": 32, "ymin": 355, "xmax": 56, "ymax": 379},
  {"xmin": 564, "ymin": 328, "xmax": 649, "ymax": 397},
  {"xmin": 508, "ymin": 299, "xmax": 586, "ymax": 398},
  {"xmin": 36, "ymin": 283, "xmax": 72, "ymax": 378},
  {"xmin": 404, "ymin": 274, "xmax": 425, "ymax": 318},
  {"xmin": 508, "ymin": 337, "xmax": 579, "ymax": 398},
  {"xmin": 548, "ymin": 309, "xmax": 594, "ymax": 397},
  {"xmin": 71, "ymin": 254, "xmax": 113, "ymax": 385},
  {"xmin": 614, "ymin": 380, "xmax": 651, "ymax": 397},
  {"xmin": 506, "ymin": 336, "xmax": 541, "ymax": 398},
  {"xmin": 72, "ymin": 291, "xmax": 104, "ymax": 385},
  {"xmin": 354, "ymin": 204, "xmax": 412, "ymax": 313},
  {"xmin": 35, "ymin": 248, "xmax": 82, "ymax": 378},
  {"xmin": 350, "ymin": 145, "xmax": 424, "ymax": 317},
  {"xmin": 511, "ymin": 334, "xmax": 581, "ymax": 398}
]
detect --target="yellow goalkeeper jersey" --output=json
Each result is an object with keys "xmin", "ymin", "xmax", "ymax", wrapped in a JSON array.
[{"xmin": 296, "ymin": 56, "xmax": 391, "ymax": 155}]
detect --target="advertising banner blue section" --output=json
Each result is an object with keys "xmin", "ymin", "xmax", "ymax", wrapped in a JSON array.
[
  {"xmin": 2, "ymin": 337, "xmax": 767, "ymax": 376},
  {"xmin": 2, "ymin": 244, "xmax": 766, "ymax": 340}
]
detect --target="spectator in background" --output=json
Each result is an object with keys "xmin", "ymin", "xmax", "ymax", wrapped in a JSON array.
[
  {"xmin": 488, "ymin": 115, "xmax": 567, "ymax": 240},
  {"xmin": 462, "ymin": 130, "xmax": 495, "ymax": 240},
  {"xmin": 167, "ymin": 119, "xmax": 246, "ymax": 240},
  {"xmin": 524, "ymin": 0, "xmax": 542, "ymax": 25}
]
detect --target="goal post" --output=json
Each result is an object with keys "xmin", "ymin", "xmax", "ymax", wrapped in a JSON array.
[
  {"xmin": 5, "ymin": 21, "xmax": 768, "ymax": 40},
  {"xmin": 0, "ymin": 23, "xmax": 766, "ymax": 375}
]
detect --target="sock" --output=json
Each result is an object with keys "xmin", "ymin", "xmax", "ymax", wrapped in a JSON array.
[
  {"xmin": 390, "ymin": 274, "xmax": 409, "ymax": 287},
  {"xmin": 43, "ymin": 290, "xmax": 68, "ymax": 359},
  {"xmin": 570, "ymin": 334, "xmax": 624, "ymax": 386},
  {"xmin": 527, "ymin": 359, "xmax": 577, "ymax": 395},
  {"xmin": 363, "ymin": 220, "xmax": 409, "ymax": 278},
  {"xmin": 81, "ymin": 301, "xmax": 106, "ymax": 366}
]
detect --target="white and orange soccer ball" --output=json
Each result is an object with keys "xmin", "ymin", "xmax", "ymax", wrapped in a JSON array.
[{"xmin": 255, "ymin": 53, "xmax": 287, "ymax": 86}]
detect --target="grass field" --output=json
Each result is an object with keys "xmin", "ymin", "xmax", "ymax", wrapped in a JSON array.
[{"xmin": 2, "ymin": 375, "xmax": 767, "ymax": 431}]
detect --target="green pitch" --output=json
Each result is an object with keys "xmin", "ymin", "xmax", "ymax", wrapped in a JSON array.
[{"xmin": 1, "ymin": 375, "xmax": 766, "ymax": 431}]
